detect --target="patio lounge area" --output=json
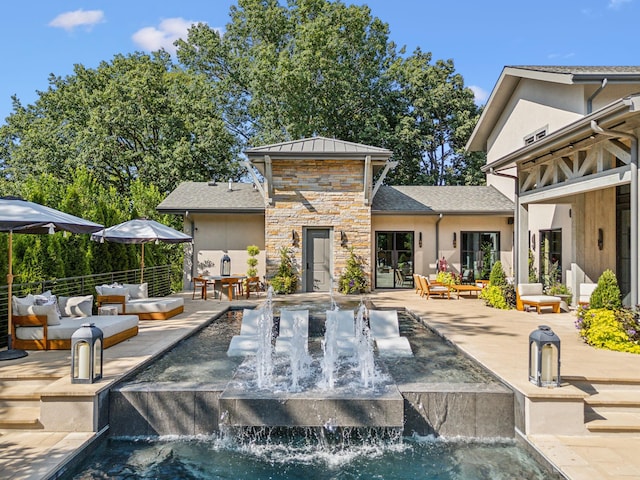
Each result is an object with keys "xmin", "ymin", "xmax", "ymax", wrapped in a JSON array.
[{"xmin": 1, "ymin": 290, "xmax": 640, "ymax": 480}]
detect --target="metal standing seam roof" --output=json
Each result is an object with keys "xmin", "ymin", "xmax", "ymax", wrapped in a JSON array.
[
  {"xmin": 371, "ymin": 185, "xmax": 514, "ymax": 215},
  {"xmin": 157, "ymin": 182, "xmax": 514, "ymax": 215},
  {"xmin": 244, "ymin": 136, "xmax": 393, "ymax": 161}
]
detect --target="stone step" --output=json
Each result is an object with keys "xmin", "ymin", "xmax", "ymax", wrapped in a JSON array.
[
  {"xmin": 584, "ymin": 390, "xmax": 640, "ymax": 408},
  {"xmin": 0, "ymin": 385, "xmax": 43, "ymax": 402},
  {"xmin": 0, "ymin": 407, "xmax": 42, "ymax": 430},
  {"xmin": 585, "ymin": 408, "xmax": 640, "ymax": 434}
]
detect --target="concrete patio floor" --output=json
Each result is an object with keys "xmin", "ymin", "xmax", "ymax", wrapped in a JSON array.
[{"xmin": 1, "ymin": 289, "xmax": 639, "ymax": 479}]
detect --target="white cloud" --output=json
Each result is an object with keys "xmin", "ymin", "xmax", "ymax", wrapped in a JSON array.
[
  {"xmin": 49, "ymin": 9, "xmax": 105, "ymax": 32},
  {"xmin": 469, "ymin": 85, "xmax": 489, "ymax": 105},
  {"xmin": 132, "ymin": 18, "xmax": 205, "ymax": 54},
  {"xmin": 608, "ymin": 0, "xmax": 632, "ymax": 9}
]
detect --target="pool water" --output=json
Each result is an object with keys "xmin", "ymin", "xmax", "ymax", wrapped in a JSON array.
[{"xmin": 66, "ymin": 432, "xmax": 554, "ymax": 480}]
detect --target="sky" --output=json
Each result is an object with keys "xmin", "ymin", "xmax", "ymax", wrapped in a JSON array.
[{"xmin": 2, "ymin": 0, "xmax": 640, "ymax": 122}]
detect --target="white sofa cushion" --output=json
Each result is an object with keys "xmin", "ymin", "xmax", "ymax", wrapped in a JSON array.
[
  {"xmin": 519, "ymin": 294, "xmax": 561, "ymax": 303},
  {"xmin": 15, "ymin": 315, "xmax": 138, "ymax": 341},
  {"xmin": 58, "ymin": 295, "xmax": 94, "ymax": 317},
  {"xmin": 15, "ymin": 303, "xmax": 61, "ymax": 326},
  {"xmin": 124, "ymin": 283, "xmax": 148, "ymax": 299},
  {"xmin": 579, "ymin": 283, "xmax": 597, "ymax": 303},
  {"xmin": 517, "ymin": 283, "xmax": 544, "ymax": 296},
  {"xmin": 125, "ymin": 296, "xmax": 184, "ymax": 314}
]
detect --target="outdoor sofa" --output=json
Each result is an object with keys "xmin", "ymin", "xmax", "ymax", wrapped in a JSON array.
[
  {"xmin": 11, "ymin": 292, "xmax": 138, "ymax": 350},
  {"xmin": 95, "ymin": 282, "xmax": 184, "ymax": 320}
]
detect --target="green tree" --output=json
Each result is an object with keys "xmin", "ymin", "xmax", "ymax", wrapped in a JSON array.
[
  {"xmin": 0, "ymin": 52, "xmax": 240, "ymax": 194},
  {"xmin": 177, "ymin": 0, "xmax": 481, "ymax": 186}
]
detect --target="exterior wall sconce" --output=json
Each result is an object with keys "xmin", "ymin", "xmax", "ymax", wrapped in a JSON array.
[
  {"xmin": 220, "ymin": 253, "xmax": 231, "ymax": 276},
  {"xmin": 292, "ymin": 230, "xmax": 298, "ymax": 247},
  {"xmin": 340, "ymin": 231, "xmax": 347, "ymax": 247},
  {"xmin": 597, "ymin": 228, "xmax": 603, "ymax": 250},
  {"xmin": 71, "ymin": 323, "xmax": 103, "ymax": 384},
  {"xmin": 529, "ymin": 325, "xmax": 561, "ymax": 388},
  {"xmin": 419, "ymin": 232, "xmax": 422, "ymax": 248},
  {"xmin": 452, "ymin": 232, "xmax": 457, "ymax": 248}
]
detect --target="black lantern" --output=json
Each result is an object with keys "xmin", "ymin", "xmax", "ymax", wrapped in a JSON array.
[
  {"xmin": 529, "ymin": 325, "xmax": 561, "ymax": 387},
  {"xmin": 221, "ymin": 253, "xmax": 231, "ymax": 276},
  {"xmin": 71, "ymin": 323, "xmax": 103, "ymax": 384}
]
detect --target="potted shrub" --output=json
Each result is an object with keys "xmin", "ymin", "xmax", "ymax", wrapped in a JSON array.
[{"xmin": 339, "ymin": 247, "xmax": 369, "ymax": 294}]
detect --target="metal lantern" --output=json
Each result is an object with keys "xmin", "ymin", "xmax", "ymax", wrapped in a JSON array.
[
  {"xmin": 220, "ymin": 253, "xmax": 231, "ymax": 276},
  {"xmin": 529, "ymin": 325, "xmax": 561, "ymax": 387},
  {"xmin": 71, "ymin": 323, "xmax": 103, "ymax": 384}
]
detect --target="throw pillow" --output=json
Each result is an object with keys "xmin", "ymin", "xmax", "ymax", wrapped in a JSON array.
[
  {"xmin": 12, "ymin": 294, "xmax": 35, "ymax": 313},
  {"xmin": 58, "ymin": 295, "xmax": 94, "ymax": 317},
  {"xmin": 15, "ymin": 303, "xmax": 61, "ymax": 326},
  {"xmin": 100, "ymin": 286, "xmax": 130, "ymax": 300},
  {"xmin": 124, "ymin": 283, "xmax": 148, "ymax": 299}
]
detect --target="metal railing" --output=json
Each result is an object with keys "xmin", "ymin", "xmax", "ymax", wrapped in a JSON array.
[{"xmin": 0, "ymin": 265, "xmax": 173, "ymax": 348}]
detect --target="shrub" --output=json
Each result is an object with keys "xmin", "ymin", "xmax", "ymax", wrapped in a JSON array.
[
  {"xmin": 338, "ymin": 247, "xmax": 369, "ymax": 294},
  {"xmin": 576, "ymin": 307, "xmax": 640, "ymax": 354},
  {"xmin": 547, "ymin": 283, "xmax": 572, "ymax": 304},
  {"xmin": 480, "ymin": 285, "xmax": 513, "ymax": 309},
  {"xmin": 590, "ymin": 269, "xmax": 622, "ymax": 310},
  {"xmin": 489, "ymin": 260, "xmax": 507, "ymax": 287},
  {"xmin": 270, "ymin": 246, "xmax": 298, "ymax": 294},
  {"xmin": 246, "ymin": 245, "xmax": 260, "ymax": 277},
  {"xmin": 435, "ymin": 271, "xmax": 459, "ymax": 286}
]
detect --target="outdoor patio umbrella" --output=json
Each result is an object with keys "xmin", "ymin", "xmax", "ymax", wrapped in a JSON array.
[
  {"xmin": 91, "ymin": 218, "xmax": 192, "ymax": 283},
  {"xmin": 0, "ymin": 196, "xmax": 104, "ymax": 361}
]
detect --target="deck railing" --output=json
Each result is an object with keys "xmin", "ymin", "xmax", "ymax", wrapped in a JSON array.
[{"xmin": 0, "ymin": 265, "xmax": 173, "ymax": 348}]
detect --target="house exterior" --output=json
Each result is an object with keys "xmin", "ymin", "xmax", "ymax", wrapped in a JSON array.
[
  {"xmin": 158, "ymin": 137, "xmax": 514, "ymax": 292},
  {"xmin": 467, "ymin": 66, "xmax": 640, "ymax": 305}
]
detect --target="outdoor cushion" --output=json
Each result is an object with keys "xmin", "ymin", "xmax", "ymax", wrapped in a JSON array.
[
  {"xmin": 12, "ymin": 294, "xmax": 35, "ymax": 312},
  {"xmin": 124, "ymin": 283, "xmax": 148, "ymax": 299},
  {"xmin": 15, "ymin": 303, "xmax": 60, "ymax": 326},
  {"xmin": 517, "ymin": 283, "xmax": 544, "ymax": 296},
  {"xmin": 579, "ymin": 283, "xmax": 597, "ymax": 305},
  {"xmin": 124, "ymin": 297, "xmax": 184, "ymax": 314},
  {"xmin": 14, "ymin": 314, "xmax": 138, "ymax": 341},
  {"xmin": 519, "ymin": 294, "xmax": 562, "ymax": 303},
  {"xmin": 58, "ymin": 295, "xmax": 93, "ymax": 317}
]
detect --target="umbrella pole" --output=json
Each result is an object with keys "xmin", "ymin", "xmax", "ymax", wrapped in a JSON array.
[
  {"xmin": 1, "ymin": 231, "xmax": 28, "ymax": 360},
  {"xmin": 140, "ymin": 243, "xmax": 144, "ymax": 284}
]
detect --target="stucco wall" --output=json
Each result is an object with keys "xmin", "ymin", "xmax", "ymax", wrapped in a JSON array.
[
  {"xmin": 372, "ymin": 215, "xmax": 514, "ymax": 279},
  {"xmin": 184, "ymin": 213, "xmax": 265, "ymax": 285}
]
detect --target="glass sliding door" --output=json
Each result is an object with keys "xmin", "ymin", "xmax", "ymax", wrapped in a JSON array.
[
  {"xmin": 375, "ymin": 231, "xmax": 414, "ymax": 289},
  {"xmin": 461, "ymin": 232, "xmax": 500, "ymax": 281}
]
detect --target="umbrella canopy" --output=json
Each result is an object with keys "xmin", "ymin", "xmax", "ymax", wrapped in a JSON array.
[
  {"xmin": 91, "ymin": 218, "xmax": 192, "ymax": 283},
  {"xmin": 0, "ymin": 196, "xmax": 104, "ymax": 360}
]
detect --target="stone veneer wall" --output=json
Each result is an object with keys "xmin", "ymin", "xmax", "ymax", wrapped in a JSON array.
[{"xmin": 265, "ymin": 159, "xmax": 372, "ymax": 291}]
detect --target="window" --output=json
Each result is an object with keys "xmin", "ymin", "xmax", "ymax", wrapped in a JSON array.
[
  {"xmin": 461, "ymin": 232, "xmax": 500, "ymax": 281},
  {"xmin": 539, "ymin": 229, "xmax": 561, "ymax": 287}
]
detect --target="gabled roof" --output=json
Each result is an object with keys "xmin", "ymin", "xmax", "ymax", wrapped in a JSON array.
[
  {"xmin": 156, "ymin": 181, "xmax": 266, "ymax": 214},
  {"xmin": 371, "ymin": 186, "xmax": 514, "ymax": 215},
  {"xmin": 467, "ymin": 65, "xmax": 640, "ymax": 152},
  {"xmin": 245, "ymin": 136, "xmax": 392, "ymax": 162}
]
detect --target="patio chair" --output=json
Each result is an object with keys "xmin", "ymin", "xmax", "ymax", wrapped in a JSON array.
[
  {"xmin": 579, "ymin": 283, "xmax": 597, "ymax": 307},
  {"xmin": 413, "ymin": 274, "xmax": 422, "ymax": 294},
  {"xmin": 275, "ymin": 309, "xmax": 309, "ymax": 354},
  {"xmin": 516, "ymin": 283, "xmax": 561, "ymax": 314},
  {"xmin": 368, "ymin": 309, "xmax": 412, "ymax": 357},
  {"xmin": 227, "ymin": 308, "xmax": 264, "ymax": 356},
  {"xmin": 325, "ymin": 309, "xmax": 357, "ymax": 355},
  {"xmin": 192, "ymin": 276, "xmax": 213, "ymax": 300},
  {"xmin": 245, "ymin": 276, "xmax": 261, "ymax": 299},
  {"xmin": 422, "ymin": 276, "xmax": 451, "ymax": 300}
]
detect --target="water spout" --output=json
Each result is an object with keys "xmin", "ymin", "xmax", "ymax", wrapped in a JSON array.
[
  {"xmin": 355, "ymin": 303, "xmax": 375, "ymax": 388},
  {"xmin": 256, "ymin": 286, "xmax": 275, "ymax": 388}
]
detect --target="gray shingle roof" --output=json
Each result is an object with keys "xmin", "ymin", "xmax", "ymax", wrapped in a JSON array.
[
  {"xmin": 245, "ymin": 136, "xmax": 392, "ymax": 161},
  {"xmin": 157, "ymin": 181, "xmax": 266, "ymax": 213},
  {"xmin": 371, "ymin": 186, "xmax": 514, "ymax": 215},
  {"xmin": 508, "ymin": 66, "xmax": 640, "ymax": 76},
  {"xmin": 158, "ymin": 183, "xmax": 514, "ymax": 215}
]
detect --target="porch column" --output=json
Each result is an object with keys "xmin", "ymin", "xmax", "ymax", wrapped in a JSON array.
[
  {"xmin": 632, "ymin": 128, "xmax": 639, "ymax": 307},
  {"xmin": 515, "ymin": 186, "xmax": 529, "ymax": 284}
]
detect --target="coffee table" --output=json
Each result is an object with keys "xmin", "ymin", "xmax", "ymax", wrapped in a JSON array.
[{"xmin": 450, "ymin": 284, "xmax": 483, "ymax": 298}]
